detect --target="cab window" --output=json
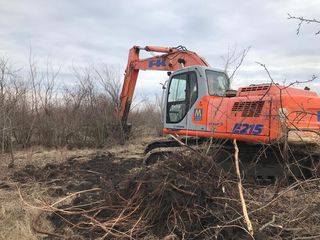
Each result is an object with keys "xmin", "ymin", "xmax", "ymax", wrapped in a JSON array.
[
  {"xmin": 167, "ymin": 72, "xmax": 197, "ymax": 123},
  {"xmin": 206, "ymin": 70, "xmax": 229, "ymax": 96}
]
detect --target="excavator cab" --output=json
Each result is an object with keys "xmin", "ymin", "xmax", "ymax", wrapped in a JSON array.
[{"xmin": 164, "ymin": 66, "xmax": 229, "ymax": 131}]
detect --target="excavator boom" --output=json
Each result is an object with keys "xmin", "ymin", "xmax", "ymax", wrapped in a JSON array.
[{"xmin": 118, "ymin": 45, "xmax": 209, "ymax": 127}]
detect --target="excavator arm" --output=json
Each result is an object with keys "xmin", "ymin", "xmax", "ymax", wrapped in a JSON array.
[{"xmin": 118, "ymin": 45, "xmax": 210, "ymax": 129}]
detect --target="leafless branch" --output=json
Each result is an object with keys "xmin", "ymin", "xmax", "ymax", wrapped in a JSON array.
[{"xmin": 288, "ymin": 13, "xmax": 320, "ymax": 35}]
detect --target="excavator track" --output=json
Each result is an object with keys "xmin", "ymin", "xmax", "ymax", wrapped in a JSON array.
[{"xmin": 144, "ymin": 138, "xmax": 320, "ymax": 183}]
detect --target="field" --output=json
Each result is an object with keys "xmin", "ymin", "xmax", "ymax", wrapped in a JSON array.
[
  {"xmin": 1, "ymin": 137, "xmax": 320, "ymax": 240},
  {"xmin": 0, "ymin": 139, "xmax": 147, "ymax": 240}
]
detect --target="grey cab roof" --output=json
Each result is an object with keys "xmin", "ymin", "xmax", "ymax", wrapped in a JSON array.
[{"xmin": 171, "ymin": 65, "xmax": 227, "ymax": 75}]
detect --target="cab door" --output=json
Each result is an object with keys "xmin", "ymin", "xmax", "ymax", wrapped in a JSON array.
[{"xmin": 165, "ymin": 71, "xmax": 197, "ymax": 130}]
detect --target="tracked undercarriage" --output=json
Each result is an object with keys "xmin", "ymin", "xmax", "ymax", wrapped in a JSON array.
[{"xmin": 144, "ymin": 137, "xmax": 320, "ymax": 183}]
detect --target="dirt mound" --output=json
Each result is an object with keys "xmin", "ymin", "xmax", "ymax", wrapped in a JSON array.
[{"xmin": 13, "ymin": 152, "xmax": 141, "ymax": 196}]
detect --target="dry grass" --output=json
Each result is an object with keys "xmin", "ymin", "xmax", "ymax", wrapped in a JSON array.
[
  {"xmin": 0, "ymin": 147, "xmax": 95, "ymax": 172},
  {"xmin": 0, "ymin": 147, "xmax": 97, "ymax": 240},
  {"xmin": 0, "ymin": 137, "xmax": 153, "ymax": 240},
  {"xmin": 0, "ymin": 190, "xmax": 36, "ymax": 240}
]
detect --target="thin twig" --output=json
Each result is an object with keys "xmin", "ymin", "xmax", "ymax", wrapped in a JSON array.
[{"xmin": 233, "ymin": 139, "xmax": 254, "ymax": 237}]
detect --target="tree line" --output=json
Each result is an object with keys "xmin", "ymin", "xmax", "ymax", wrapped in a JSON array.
[{"xmin": 0, "ymin": 57, "xmax": 162, "ymax": 156}]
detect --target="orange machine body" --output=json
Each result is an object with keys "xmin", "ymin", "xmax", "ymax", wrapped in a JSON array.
[
  {"xmin": 164, "ymin": 83, "xmax": 320, "ymax": 143},
  {"xmin": 119, "ymin": 46, "xmax": 320, "ymax": 144}
]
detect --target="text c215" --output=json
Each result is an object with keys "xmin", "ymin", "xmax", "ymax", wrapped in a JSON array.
[{"xmin": 232, "ymin": 123, "xmax": 263, "ymax": 135}]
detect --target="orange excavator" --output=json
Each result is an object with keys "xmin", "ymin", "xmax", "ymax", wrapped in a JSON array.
[{"xmin": 118, "ymin": 45, "xmax": 320, "ymax": 181}]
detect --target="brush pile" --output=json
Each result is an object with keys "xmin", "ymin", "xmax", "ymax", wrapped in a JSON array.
[{"xmin": 44, "ymin": 153, "xmax": 247, "ymax": 239}]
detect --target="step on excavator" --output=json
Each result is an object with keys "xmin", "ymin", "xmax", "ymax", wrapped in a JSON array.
[{"xmin": 118, "ymin": 45, "xmax": 320, "ymax": 182}]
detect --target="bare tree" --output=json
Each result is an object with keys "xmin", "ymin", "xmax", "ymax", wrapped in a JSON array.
[
  {"xmin": 94, "ymin": 65, "xmax": 121, "ymax": 110},
  {"xmin": 0, "ymin": 52, "xmax": 160, "ymax": 153},
  {"xmin": 222, "ymin": 45, "xmax": 251, "ymax": 88},
  {"xmin": 288, "ymin": 13, "xmax": 320, "ymax": 35},
  {"xmin": 0, "ymin": 57, "xmax": 25, "ymax": 167}
]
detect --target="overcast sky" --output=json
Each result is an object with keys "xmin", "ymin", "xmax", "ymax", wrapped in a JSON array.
[{"xmin": 0, "ymin": 0, "xmax": 319, "ymax": 99}]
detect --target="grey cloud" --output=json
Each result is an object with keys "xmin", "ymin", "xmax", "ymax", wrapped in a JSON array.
[{"xmin": 0, "ymin": 0, "xmax": 319, "ymax": 98}]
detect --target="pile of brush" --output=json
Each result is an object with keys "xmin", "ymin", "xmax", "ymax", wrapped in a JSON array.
[{"xmin": 45, "ymin": 152, "xmax": 248, "ymax": 239}]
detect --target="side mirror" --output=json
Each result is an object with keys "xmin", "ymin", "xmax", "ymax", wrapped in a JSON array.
[{"xmin": 161, "ymin": 80, "xmax": 168, "ymax": 90}]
